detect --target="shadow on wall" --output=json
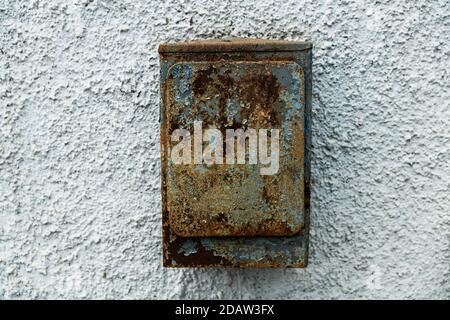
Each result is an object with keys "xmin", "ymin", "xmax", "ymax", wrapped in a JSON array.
[{"xmin": 166, "ymin": 42, "xmax": 350, "ymax": 298}]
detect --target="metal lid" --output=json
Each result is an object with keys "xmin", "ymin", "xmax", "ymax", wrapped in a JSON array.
[{"xmin": 158, "ymin": 38, "xmax": 312, "ymax": 53}]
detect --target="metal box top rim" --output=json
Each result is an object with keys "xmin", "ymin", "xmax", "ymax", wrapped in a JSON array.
[{"xmin": 158, "ymin": 38, "xmax": 312, "ymax": 53}]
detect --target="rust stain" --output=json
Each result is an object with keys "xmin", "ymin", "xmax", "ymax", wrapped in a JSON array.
[{"xmin": 165, "ymin": 237, "xmax": 230, "ymax": 267}]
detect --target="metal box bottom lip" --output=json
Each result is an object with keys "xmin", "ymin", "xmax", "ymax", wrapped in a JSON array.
[{"xmin": 162, "ymin": 232, "xmax": 310, "ymax": 268}]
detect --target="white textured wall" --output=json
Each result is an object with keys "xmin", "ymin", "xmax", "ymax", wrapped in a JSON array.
[{"xmin": 1, "ymin": 0, "xmax": 449, "ymax": 299}]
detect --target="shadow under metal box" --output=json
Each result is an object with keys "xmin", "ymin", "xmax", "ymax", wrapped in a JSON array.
[{"xmin": 159, "ymin": 39, "xmax": 312, "ymax": 268}]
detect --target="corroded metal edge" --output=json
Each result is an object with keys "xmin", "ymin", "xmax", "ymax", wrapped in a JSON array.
[
  {"xmin": 159, "ymin": 38, "xmax": 312, "ymax": 53},
  {"xmin": 160, "ymin": 47, "xmax": 312, "ymax": 268}
]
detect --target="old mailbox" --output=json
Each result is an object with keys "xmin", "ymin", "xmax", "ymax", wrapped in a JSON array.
[{"xmin": 159, "ymin": 39, "xmax": 312, "ymax": 267}]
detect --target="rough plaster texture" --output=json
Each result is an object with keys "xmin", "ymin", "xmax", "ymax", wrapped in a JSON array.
[{"xmin": 0, "ymin": 0, "xmax": 449, "ymax": 299}]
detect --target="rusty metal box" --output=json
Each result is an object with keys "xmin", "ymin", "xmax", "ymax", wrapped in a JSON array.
[{"xmin": 159, "ymin": 39, "xmax": 312, "ymax": 268}]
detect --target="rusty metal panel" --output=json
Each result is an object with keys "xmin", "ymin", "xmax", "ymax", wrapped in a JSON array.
[{"xmin": 159, "ymin": 39, "xmax": 312, "ymax": 268}]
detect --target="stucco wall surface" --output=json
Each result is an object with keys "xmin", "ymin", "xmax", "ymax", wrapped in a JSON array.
[{"xmin": 0, "ymin": 0, "xmax": 449, "ymax": 299}]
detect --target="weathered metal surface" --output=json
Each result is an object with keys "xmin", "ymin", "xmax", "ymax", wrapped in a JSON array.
[
  {"xmin": 165, "ymin": 61, "xmax": 304, "ymax": 237},
  {"xmin": 160, "ymin": 39, "xmax": 312, "ymax": 268}
]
